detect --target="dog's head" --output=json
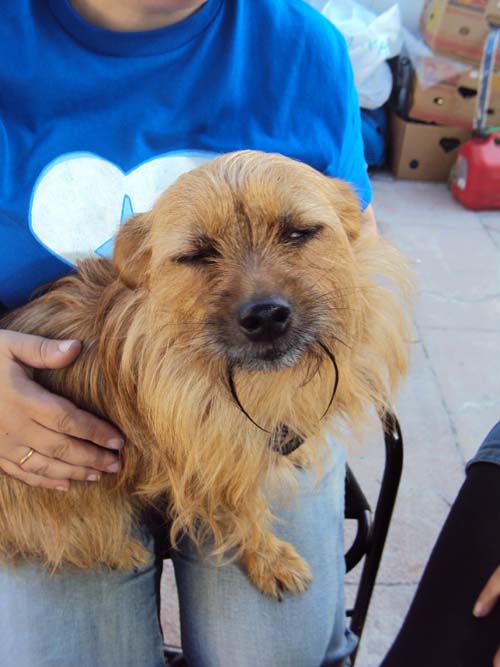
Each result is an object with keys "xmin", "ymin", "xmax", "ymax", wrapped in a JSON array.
[
  {"xmin": 112, "ymin": 150, "xmax": 412, "ymax": 458},
  {"xmin": 113, "ymin": 151, "xmax": 369, "ymax": 375}
]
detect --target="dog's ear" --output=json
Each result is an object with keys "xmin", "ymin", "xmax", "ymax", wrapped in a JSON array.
[
  {"xmin": 325, "ymin": 178, "xmax": 363, "ymax": 242},
  {"xmin": 113, "ymin": 213, "xmax": 152, "ymax": 289}
]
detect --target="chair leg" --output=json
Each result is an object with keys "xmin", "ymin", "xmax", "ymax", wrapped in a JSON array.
[
  {"xmin": 164, "ymin": 645, "xmax": 186, "ymax": 666},
  {"xmin": 167, "ymin": 657, "xmax": 188, "ymax": 667},
  {"xmin": 348, "ymin": 412, "xmax": 404, "ymax": 665}
]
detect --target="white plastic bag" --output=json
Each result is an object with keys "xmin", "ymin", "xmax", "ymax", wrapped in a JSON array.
[
  {"xmin": 403, "ymin": 27, "xmax": 471, "ymax": 89},
  {"xmin": 320, "ymin": 0, "xmax": 403, "ymax": 109}
]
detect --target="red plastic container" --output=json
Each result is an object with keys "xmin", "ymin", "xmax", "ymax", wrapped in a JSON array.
[
  {"xmin": 451, "ymin": 18, "xmax": 500, "ymax": 210},
  {"xmin": 451, "ymin": 131, "xmax": 500, "ymax": 210}
]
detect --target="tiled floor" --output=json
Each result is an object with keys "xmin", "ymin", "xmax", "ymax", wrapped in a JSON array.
[{"xmin": 159, "ymin": 173, "xmax": 500, "ymax": 666}]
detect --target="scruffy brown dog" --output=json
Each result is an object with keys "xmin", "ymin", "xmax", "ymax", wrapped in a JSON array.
[{"xmin": 0, "ymin": 151, "xmax": 412, "ymax": 598}]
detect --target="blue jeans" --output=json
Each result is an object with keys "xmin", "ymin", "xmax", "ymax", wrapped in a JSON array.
[{"xmin": 0, "ymin": 440, "xmax": 355, "ymax": 667}]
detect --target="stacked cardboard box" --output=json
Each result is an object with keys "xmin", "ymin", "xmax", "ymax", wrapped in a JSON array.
[
  {"xmin": 391, "ymin": 0, "xmax": 500, "ymax": 181},
  {"xmin": 390, "ymin": 112, "xmax": 471, "ymax": 180},
  {"xmin": 421, "ymin": 0, "xmax": 500, "ymax": 68},
  {"xmin": 409, "ymin": 66, "xmax": 500, "ymax": 129}
]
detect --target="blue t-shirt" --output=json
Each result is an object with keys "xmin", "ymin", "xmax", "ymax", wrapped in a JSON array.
[{"xmin": 0, "ymin": 0, "xmax": 371, "ymax": 309}]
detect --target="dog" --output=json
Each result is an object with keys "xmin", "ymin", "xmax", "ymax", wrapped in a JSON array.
[{"xmin": 0, "ymin": 151, "xmax": 412, "ymax": 598}]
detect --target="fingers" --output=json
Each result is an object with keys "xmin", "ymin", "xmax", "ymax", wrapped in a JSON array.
[
  {"xmin": 474, "ymin": 586, "xmax": 500, "ymax": 667},
  {"xmin": 1, "ymin": 330, "xmax": 82, "ymax": 369},
  {"xmin": 15, "ymin": 448, "xmax": 111, "ymax": 483},
  {"xmin": 0, "ymin": 330, "xmax": 124, "ymax": 490},
  {"xmin": 0, "ymin": 456, "xmax": 70, "ymax": 491},
  {"xmin": 1, "ymin": 432, "xmax": 122, "ymax": 487},
  {"xmin": 14, "ymin": 374, "xmax": 123, "ymax": 450},
  {"xmin": 474, "ymin": 565, "xmax": 500, "ymax": 617},
  {"xmin": 22, "ymin": 423, "xmax": 121, "ymax": 472},
  {"xmin": 0, "ymin": 431, "xmax": 121, "ymax": 489}
]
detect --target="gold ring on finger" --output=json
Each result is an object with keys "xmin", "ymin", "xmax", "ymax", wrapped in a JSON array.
[{"xmin": 18, "ymin": 447, "xmax": 35, "ymax": 467}]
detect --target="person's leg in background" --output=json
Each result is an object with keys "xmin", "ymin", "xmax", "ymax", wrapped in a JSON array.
[
  {"xmin": 172, "ymin": 438, "xmax": 356, "ymax": 667},
  {"xmin": 381, "ymin": 460, "xmax": 500, "ymax": 667}
]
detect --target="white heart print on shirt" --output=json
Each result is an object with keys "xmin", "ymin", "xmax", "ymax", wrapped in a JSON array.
[{"xmin": 30, "ymin": 151, "xmax": 217, "ymax": 266}]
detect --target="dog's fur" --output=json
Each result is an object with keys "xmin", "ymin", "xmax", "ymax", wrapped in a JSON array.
[{"xmin": 0, "ymin": 151, "xmax": 412, "ymax": 597}]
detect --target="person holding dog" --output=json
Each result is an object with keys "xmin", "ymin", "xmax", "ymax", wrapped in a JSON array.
[{"xmin": 0, "ymin": 1, "xmax": 376, "ymax": 666}]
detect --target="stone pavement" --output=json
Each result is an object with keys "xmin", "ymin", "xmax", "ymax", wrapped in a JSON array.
[{"xmin": 159, "ymin": 173, "xmax": 500, "ymax": 666}]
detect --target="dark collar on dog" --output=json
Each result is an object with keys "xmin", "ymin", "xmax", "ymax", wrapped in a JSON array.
[
  {"xmin": 228, "ymin": 343, "xmax": 338, "ymax": 457},
  {"xmin": 270, "ymin": 424, "xmax": 304, "ymax": 456}
]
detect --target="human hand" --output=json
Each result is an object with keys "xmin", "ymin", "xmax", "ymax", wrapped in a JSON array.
[
  {"xmin": 0, "ymin": 330, "xmax": 123, "ymax": 491},
  {"xmin": 473, "ymin": 563, "xmax": 500, "ymax": 666}
]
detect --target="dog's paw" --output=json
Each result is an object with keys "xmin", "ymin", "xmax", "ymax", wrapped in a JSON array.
[{"xmin": 243, "ymin": 540, "xmax": 312, "ymax": 600}]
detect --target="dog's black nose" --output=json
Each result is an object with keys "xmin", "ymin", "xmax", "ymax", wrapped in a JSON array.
[{"xmin": 238, "ymin": 298, "xmax": 291, "ymax": 343}]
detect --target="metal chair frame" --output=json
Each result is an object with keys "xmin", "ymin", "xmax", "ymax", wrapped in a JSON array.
[
  {"xmin": 343, "ymin": 411, "xmax": 403, "ymax": 666},
  {"xmin": 164, "ymin": 411, "xmax": 404, "ymax": 667}
]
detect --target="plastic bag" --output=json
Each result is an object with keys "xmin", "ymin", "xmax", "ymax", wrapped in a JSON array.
[
  {"xmin": 402, "ymin": 28, "xmax": 471, "ymax": 89},
  {"xmin": 321, "ymin": 0, "xmax": 403, "ymax": 109}
]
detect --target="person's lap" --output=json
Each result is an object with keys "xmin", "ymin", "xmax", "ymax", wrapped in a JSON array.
[
  {"xmin": 171, "ymin": 440, "xmax": 355, "ymax": 667},
  {"xmin": 0, "ymin": 438, "xmax": 353, "ymax": 667},
  {"xmin": 0, "ymin": 528, "xmax": 166, "ymax": 667}
]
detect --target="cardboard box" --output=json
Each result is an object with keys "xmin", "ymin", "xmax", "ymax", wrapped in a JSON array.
[
  {"xmin": 421, "ymin": 0, "xmax": 500, "ymax": 68},
  {"xmin": 390, "ymin": 111, "xmax": 471, "ymax": 181},
  {"xmin": 409, "ymin": 67, "xmax": 500, "ymax": 128}
]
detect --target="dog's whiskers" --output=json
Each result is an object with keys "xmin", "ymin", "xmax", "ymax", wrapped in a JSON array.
[
  {"xmin": 331, "ymin": 334, "xmax": 352, "ymax": 349},
  {"xmin": 312, "ymin": 303, "xmax": 361, "ymax": 313},
  {"xmin": 170, "ymin": 334, "xmax": 215, "ymax": 351},
  {"xmin": 298, "ymin": 351, "xmax": 323, "ymax": 388},
  {"xmin": 315, "ymin": 285, "xmax": 382, "ymax": 299},
  {"xmin": 100, "ymin": 328, "xmax": 208, "ymax": 342}
]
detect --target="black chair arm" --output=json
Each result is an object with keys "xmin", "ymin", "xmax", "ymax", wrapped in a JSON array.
[
  {"xmin": 347, "ymin": 411, "xmax": 403, "ymax": 666},
  {"xmin": 344, "ymin": 465, "xmax": 372, "ymax": 574}
]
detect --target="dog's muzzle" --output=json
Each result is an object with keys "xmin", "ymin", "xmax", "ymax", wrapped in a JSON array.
[
  {"xmin": 237, "ymin": 297, "xmax": 291, "ymax": 344},
  {"xmin": 211, "ymin": 291, "xmax": 319, "ymax": 371},
  {"xmin": 229, "ymin": 295, "xmax": 310, "ymax": 369}
]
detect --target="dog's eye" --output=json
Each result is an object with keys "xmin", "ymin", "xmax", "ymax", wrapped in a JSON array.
[
  {"xmin": 175, "ymin": 243, "xmax": 221, "ymax": 265},
  {"xmin": 280, "ymin": 225, "xmax": 323, "ymax": 246}
]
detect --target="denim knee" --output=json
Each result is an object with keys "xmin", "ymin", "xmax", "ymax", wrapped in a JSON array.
[
  {"xmin": 172, "ymin": 440, "xmax": 354, "ymax": 667},
  {"xmin": 0, "ymin": 524, "xmax": 165, "ymax": 667}
]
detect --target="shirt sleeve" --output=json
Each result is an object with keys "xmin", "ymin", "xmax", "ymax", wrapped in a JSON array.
[
  {"xmin": 304, "ymin": 17, "xmax": 372, "ymax": 210},
  {"xmin": 323, "ymin": 37, "xmax": 372, "ymax": 210},
  {"xmin": 273, "ymin": 2, "xmax": 372, "ymax": 210},
  {"xmin": 335, "ymin": 65, "xmax": 372, "ymax": 210},
  {"xmin": 466, "ymin": 420, "xmax": 500, "ymax": 470}
]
